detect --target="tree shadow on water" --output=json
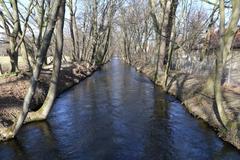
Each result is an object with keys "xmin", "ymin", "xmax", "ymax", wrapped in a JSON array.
[
  {"xmin": 166, "ymin": 73, "xmax": 189, "ymax": 99},
  {"xmin": 0, "ymin": 121, "xmax": 63, "ymax": 160}
]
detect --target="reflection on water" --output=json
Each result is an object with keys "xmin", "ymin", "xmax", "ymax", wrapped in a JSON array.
[{"xmin": 0, "ymin": 59, "xmax": 240, "ymax": 160}]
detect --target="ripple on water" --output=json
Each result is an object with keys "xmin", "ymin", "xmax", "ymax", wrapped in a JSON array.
[{"xmin": 0, "ymin": 59, "xmax": 240, "ymax": 160}]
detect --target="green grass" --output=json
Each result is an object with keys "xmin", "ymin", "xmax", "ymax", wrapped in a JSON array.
[{"xmin": 0, "ymin": 72, "xmax": 17, "ymax": 78}]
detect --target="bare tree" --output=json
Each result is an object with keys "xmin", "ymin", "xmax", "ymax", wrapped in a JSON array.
[
  {"xmin": 0, "ymin": 0, "xmax": 63, "ymax": 141},
  {"xmin": 149, "ymin": 0, "xmax": 178, "ymax": 81},
  {"xmin": 0, "ymin": 0, "xmax": 34, "ymax": 72},
  {"xmin": 67, "ymin": 0, "xmax": 80, "ymax": 61},
  {"xmin": 25, "ymin": 0, "xmax": 66, "ymax": 123},
  {"xmin": 214, "ymin": 0, "xmax": 240, "ymax": 127}
]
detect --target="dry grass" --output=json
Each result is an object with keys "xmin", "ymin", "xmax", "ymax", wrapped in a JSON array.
[
  {"xmin": 134, "ymin": 62, "xmax": 240, "ymax": 149},
  {"xmin": 0, "ymin": 56, "xmax": 25, "ymax": 73},
  {"xmin": 0, "ymin": 56, "xmax": 72, "ymax": 73},
  {"xmin": 223, "ymin": 83, "xmax": 240, "ymax": 94},
  {"xmin": 0, "ymin": 62, "xmax": 97, "ymax": 134}
]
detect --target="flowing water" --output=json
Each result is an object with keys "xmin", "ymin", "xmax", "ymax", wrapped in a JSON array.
[{"xmin": 0, "ymin": 59, "xmax": 240, "ymax": 160}]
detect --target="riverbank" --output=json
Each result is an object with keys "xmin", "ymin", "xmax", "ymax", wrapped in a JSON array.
[
  {"xmin": 130, "ymin": 60, "xmax": 240, "ymax": 150},
  {"xmin": 0, "ymin": 62, "xmax": 98, "ymax": 132}
]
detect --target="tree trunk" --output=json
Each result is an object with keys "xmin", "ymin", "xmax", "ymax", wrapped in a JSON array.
[
  {"xmin": 157, "ymin": 0, "xmax": 173, "ymax": 74},
  {"xmin": 0, "ymin": 0, "xmax": 21, "ymax": 73},
  {"xmin": 20, "ymin": 41, "xmax": 32, "ymax": 72},
  {"xmin": 215, "ymin": 1, "xmax": 227, "ymax": 126},
  {"xmin": 0, "ymin": 0, "xmax": 63, "ymax": 141},
  {"xmin": 163, "ymin": 0, "xmax": 178, "ymax": 86},
  {"xmin": 69, "ymin": 0, "xmax": 80, "ymax": 62},
  {"xmin": 100, "ymin": 0, "xmax": 114, "ymax": 64},
  {"xmin": 7, "ymin": 48, "xmax": 18, "ymax": 73},
  {"xmin": 214, "ymin": 0, "xmax": 240, "ymax": 128},
  {"xmin": 90, "ymin": 0, "xmax": 98, "ymax": 64},
  {"xmin": 8, "ymin": 0, "xmax": 20, "ymax": 73},
  {"xmin": 0, "ymin": 64, "xmax": 3, "ymax": 75},
  {"xmin": 25, "ymin": 0, "xmax": 66, "ymax": 123}
]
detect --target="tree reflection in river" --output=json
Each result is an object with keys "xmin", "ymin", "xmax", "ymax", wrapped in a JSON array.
[{"xmin": 0, "ymin": 59, "xmax": 240, "ymax": 160}]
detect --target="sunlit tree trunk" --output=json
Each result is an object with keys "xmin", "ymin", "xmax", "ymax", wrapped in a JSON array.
[
  {"xmin": 158, "ymin": 0, "xmax": 173, "ymax": 70},
  {"xmin": 90, "ymin": 0, "xmax": 98, "ymax": 64},
  {"xmin": 25, "ymin": 0, "xmax": 66, "ymax": 123},
  {"xmin": 164, "ymin": 0, "xmax": 178, "ymax": 87},
  {"xmin": 81, "ymin": 12, "xmax": 87, "ymax": 61},
  {"xmin": 100, "ymin": 0, "xmax": 115, "ymax": 64},
  {"xmin": 0, "ymin": 0, "xmax": 63, "ymax": 140},
  {"xmin": 149, "ymin": 0, "xmax": 177, "ymax": 81},
  {"xmin": 164, "ymin": 12, "xmax": 177, "ymax": 86},
  {"xmin": 0, "ymin": 0, "xmax": 34, "ymax": 73},
  {"xmin": 20, "ymin": 41, "xmax": 32, "ymax": 72},
  {"xmin": 68, "ymin": 0, "xmax": 80, "ymax": 61},
  {"xmin": 0, "ymin": 0, "xmax": 20, "ymax": 73},
  {"xmin": 214, "ymin": 0, "xmax": 240, "ymax": 128}
]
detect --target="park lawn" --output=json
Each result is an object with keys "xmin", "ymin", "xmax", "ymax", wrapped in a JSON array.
[{"xmin": 0, "ymin": 56, "xmax": 25, "ymax": 73}]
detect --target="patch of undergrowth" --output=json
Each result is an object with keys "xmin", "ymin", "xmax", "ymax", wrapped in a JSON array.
[{"xmin": 0, "ymin": 72, "xmax": 17, "ymax": 79}]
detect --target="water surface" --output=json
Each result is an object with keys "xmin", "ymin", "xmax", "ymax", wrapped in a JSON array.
[{"xmin": 0, "ymin": 59, "xmax": 240, "ymax": 160}]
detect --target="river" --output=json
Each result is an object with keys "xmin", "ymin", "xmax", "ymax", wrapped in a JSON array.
[{"xmin": 0, "ymin": 59, "xmax": 240, "ymax": 160}]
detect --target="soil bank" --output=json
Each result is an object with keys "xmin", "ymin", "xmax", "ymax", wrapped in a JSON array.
[
  {"xmin": 0, "ymin": 62, "xmax": 99, "ymax": 132},
  {"xmin": 132, "ymin": 61, "xmax": 240, "ymax": 150}
]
